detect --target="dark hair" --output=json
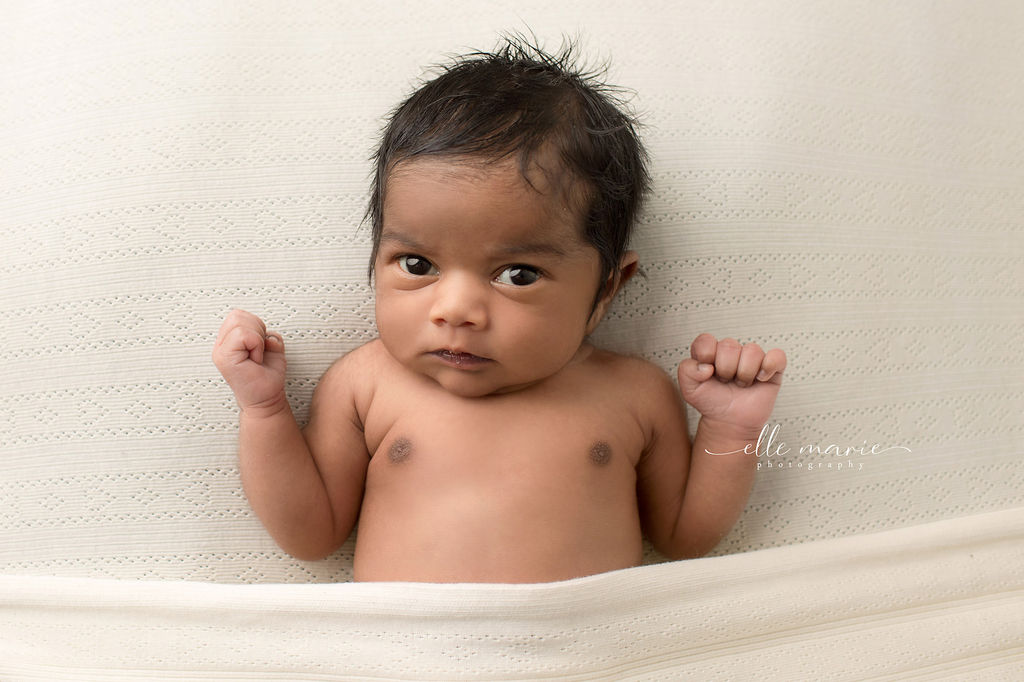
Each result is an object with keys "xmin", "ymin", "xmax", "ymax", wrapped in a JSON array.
[{"xmin": 366, "ymin": 35, "xmax": 650, "ymax": 306}]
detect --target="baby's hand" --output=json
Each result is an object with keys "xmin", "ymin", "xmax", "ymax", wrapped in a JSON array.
[
  {"xmin": 677, "ymin": 333, "xmax": 786, "ymax": 437},
  {"xmin": 212, "ymin": 309, "xmax": 288, "ymax": 415}
]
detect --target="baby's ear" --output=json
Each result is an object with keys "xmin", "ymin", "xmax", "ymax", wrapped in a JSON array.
[{"xmin": 586, "ymin": 251, "xmax": 639, "ymax": 334}]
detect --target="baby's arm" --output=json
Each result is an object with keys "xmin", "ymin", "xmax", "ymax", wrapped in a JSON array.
[
  {"xmin": 212, "ymin": 310, "xmax": 368, "ymax": 561},
  {"xmin": 636, "ymin": 334, "xmax": 785, "ymax": 559}
]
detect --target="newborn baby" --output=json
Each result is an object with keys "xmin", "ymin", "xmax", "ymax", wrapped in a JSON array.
[{"xmin": 213, "ymin": 38, "xmax": 786, "ymax": 583}]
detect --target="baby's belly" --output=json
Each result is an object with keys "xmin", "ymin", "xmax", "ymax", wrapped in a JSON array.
[{"xmin": 352, "ymin": 438, "xmax": 644, "ymax": 583}]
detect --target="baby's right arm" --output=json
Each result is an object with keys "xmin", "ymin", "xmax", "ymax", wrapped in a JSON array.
[{"xmin": 212, "ymin": 309, "xmax": 368, "ymax": 560}]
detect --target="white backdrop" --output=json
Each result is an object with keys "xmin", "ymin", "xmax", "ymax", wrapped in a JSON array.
[{"xmin": 2, "ymin": 0, "xmax": 1022, "ymax": 585}]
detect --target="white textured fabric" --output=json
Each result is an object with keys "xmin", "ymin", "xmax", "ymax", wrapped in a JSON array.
[
  {"xmin": 3, "ymin": 0, "xmax": 1022, "ymax": 583},
  {"xmin": 2, "ymin": 0, "xmax": 1023, "ymax": 677},
  {"xmin": 2, "ymin": 507, "xmax": 1022, "ymax": 680}
]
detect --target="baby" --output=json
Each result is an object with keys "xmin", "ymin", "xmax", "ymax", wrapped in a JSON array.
[{"xmin": 213, "ymin": 39, "xmax": 786, "ymax": 583}]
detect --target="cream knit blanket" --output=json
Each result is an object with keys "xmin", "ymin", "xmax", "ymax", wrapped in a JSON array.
[{"xmin": 3, "ymin": 507, "xmax": 1022, "ymax": 679}]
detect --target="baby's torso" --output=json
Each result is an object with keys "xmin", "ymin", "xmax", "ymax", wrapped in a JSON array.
[{"xmin": 351, "ymin": 342, "xmax": 651, "ymax": 582}]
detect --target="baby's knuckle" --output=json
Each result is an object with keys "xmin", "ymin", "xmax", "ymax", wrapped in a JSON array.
[
  {"xmin": 690, "ymin": 333, "xmax": 714, "ymax": 350},
  {"xmin": 231, "ymin": 328, "xmax": 254, "ymax": 345}
]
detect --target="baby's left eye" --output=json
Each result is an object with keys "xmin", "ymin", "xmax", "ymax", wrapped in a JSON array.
[{"xmin": 495, "ymin": 265, "xmax": 541, "ymax": 286}]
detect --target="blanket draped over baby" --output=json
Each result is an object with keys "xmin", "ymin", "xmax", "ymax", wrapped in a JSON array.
[{"xmin": 2, "ymin": 508, "xmax": 1022, "ymax": 679}]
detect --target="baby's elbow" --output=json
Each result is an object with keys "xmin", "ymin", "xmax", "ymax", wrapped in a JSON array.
[
  {"xmin": 277, "ymin": 511, "xmax": 356, "ymax": 562},
  {"xmin": 661, "ymin": 546, "xmax": 708, "ymax": 562},
  {"xmin": 659, "ymin": 532, "xmax": 724, "ymax": 561},
  {"xmin": 277, "ymin": 533, "xmax": 344, "ymax": 562},
  {"xmin": 286, "ymin": 545, "xmax": 333, "ymax": 562}
]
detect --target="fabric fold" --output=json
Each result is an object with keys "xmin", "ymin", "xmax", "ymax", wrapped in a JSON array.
[{"xmin": 2, "ymin": 506, "xmax": 1022, "ymax": 680}]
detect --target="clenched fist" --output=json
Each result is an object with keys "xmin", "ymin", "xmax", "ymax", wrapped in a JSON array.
[
  {"xmin": 212, "ymin": 309, "xmax": 288, "ymax": 415},
  {"xmin": 677, "ymin": 333, "xmax": 786, "ymax": 437}
]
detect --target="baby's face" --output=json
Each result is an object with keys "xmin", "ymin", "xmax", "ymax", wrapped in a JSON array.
[{"xmin": 373, "ymin": 157, "xmax": 604, "ymax": 398}]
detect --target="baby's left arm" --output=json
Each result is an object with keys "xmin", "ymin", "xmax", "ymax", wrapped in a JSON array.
[{"xmin": 636, "ymin": 334, "xmax": 786, "ymax": 559}]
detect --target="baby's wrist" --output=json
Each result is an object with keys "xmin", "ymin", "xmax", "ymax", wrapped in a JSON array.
[
  {"xmin": 695, "ymin": 416, "xmax": 766, "ymax": 450},
  {"xmin": 238, "ymin": 391, "xmax": 291, "ymax": 421}
]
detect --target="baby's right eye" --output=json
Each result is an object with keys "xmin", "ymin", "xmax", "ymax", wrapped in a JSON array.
[{"xmin": 397, "ymin": 255, "xmax": 439, "ymax": 276}]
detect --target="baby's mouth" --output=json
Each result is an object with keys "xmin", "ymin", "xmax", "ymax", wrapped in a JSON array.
[{"xmin": 431, "ymin": 349, "xmax": 491, "ymax": 367}]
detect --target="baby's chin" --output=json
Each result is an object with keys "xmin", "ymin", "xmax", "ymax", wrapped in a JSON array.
[
  {"xmin": 429, "ymin": 375, "xmax": 525, "ymax": 399},
  {"xmin": 421, "ymin": 367, "xmax": 550, "ymax": 399}
]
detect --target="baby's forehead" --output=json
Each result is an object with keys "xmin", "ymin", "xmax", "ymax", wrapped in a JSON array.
[
  {"xmin": 388, "ymin": 157, "xmax": 513, "ymax": 188},
  {"xmin": 387, "ymin": 154, "xmax": 587, "ymax": 218},
  {"xmin": 382, "ymin": 156, "xmax": 592, "ymax": 251}
]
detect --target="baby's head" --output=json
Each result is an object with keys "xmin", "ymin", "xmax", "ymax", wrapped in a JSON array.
[
  {"xmin": 366, "ymin": 36, "xmax": 650, "ymax": 397},
  {"xmin": 367, "ymin": 36, "xmax": 650, "ymax": 308}
]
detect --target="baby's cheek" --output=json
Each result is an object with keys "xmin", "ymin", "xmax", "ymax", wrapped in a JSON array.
[
  {"xmin": 377, "ymin": 293, "xmax": 415, "ymax": 332},
  {"xmin": 521, "ymin": 316, "xmax": 584, "ymax": 369},
  {"xmin": 376, "ymin": 309, "xmax": 418, "ymax": 363}
]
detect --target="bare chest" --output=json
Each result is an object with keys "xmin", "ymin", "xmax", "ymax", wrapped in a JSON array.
[
  {"xmin": 349, "ymin": 359, "xmax": 651, "ymax": 581},
  {"xmin": 361, "ymin": 381, "xmax": 647, "ymax": 482}
]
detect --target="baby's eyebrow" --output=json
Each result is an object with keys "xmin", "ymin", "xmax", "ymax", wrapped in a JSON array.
[
  {"xmin": 379, "ymin": 229, "xmax": 427, "ymax": 251},
  {"xmin": 381, "ymin": 229, "xmax": 572, "ymax": 260},
  {"xmin": 491, "ymin": 240, "xmax": 571, "ymax": 259}
]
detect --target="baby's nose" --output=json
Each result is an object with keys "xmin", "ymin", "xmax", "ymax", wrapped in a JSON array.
[{"xmin": 429, "ymin": 273, "xmax": 489, "ymax": 328}]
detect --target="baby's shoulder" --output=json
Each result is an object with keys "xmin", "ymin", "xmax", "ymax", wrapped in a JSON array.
[
  {"xmin": 584, "ymin": 346, "xmax": 679, "ymax": 397},
  {"xmin": 582, "ymin": 347, "xmax": 687, "ymax": 433},
  {"xmin": 313, "ymin": 339, "xmax": 396, "ymax": 404}
]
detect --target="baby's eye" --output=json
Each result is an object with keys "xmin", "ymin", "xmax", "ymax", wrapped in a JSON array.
[
  {"xmin": 397, "ymin": 255, "xmax": 439, "ymax": 276},
  {"xmin": 495, "ymin": 264, "xmax": 541, "ymax": 286}
]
